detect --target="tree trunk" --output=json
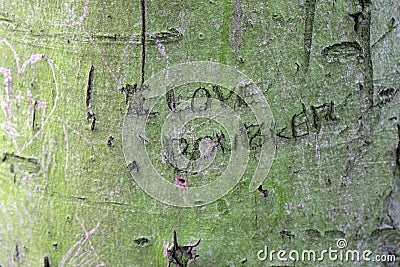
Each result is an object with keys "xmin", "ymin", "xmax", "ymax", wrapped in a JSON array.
[{"xmin": 0, "ymin": 0, "xmax": 399, "ymax": 266}]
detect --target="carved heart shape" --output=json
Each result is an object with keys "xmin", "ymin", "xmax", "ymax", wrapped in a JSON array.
[{"xmin": 0, "ymin": 38, "xmax": 64, "ymax": 154}]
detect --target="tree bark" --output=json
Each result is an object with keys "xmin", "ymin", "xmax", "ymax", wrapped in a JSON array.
[{"xmin": 0, "ymin": 0, "xmax": 399, "ymax": 266}]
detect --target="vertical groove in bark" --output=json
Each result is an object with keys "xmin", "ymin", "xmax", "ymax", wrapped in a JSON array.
[{"xmin": 140, "ymin": 0, "xmax": 146, "ymax": 86}]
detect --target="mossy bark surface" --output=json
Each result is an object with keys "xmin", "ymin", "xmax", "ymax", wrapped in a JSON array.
[{"xmin": 0, "ymin": 0, "xmax": 399, "ymax": 266}]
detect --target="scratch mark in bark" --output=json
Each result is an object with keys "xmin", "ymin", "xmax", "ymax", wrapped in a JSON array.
[
  {"xmin": 0, "ymin": 67, "xmax": 15, "ymax": 137},
  {"xmin": 13, "ymin": 243, "xmax": 21, "ymax": 263},
  {"xmin": 140, "ymin": 0, "xmax": 147, "ymax": 86},
  {"xmin": 118, "ymin": 34, "xmax": 138, "ymax": 89},
  {"xmin": 396, "ymin": 121, "xmax": 400, "ymax": 169},
  {"xmin": 44, "ymin": 140, "xmax": 55, "ymax": 180},
  {"xmin": 155, "ymin": 38, "xmax": 169, "ymax": 73},
  {"xmin": 69, "ymin": 14, "xmax": 179, "ymax": 90},
  {"xmin": 15, "ymin": 89, "xmax": 23, "ymax": 109},
  {"xmin": 315, "ymin": 133, "xmax": 323, "ymax": 188},
  {"xmin": 303, "ymin": 0, "xmax": 317, "ymax": 73},
  {"xmin": 61, "ymin": 122, "xmax": 69, "ymax": 179},
  {"xmin": 0, "ymin": 38, "xmax": 64, "ymax": 154},
  {"xmin": 82, "ymin": 27, "xmax": 119, "ymax": 84},
  {"xmin": 60, "ymin": 0, "xmax": 90, "ymax": 27},
  {"xmin": 26, "ymin": 90, "xmax": 33, "ymax": 128},
  {"xmin": 59, "ymin": 215, "xmax": 105, "ymax": 267},
  {"xmin": 32, "ymin": 99, "xmax": 46, "ymax": 131},
  {"xmin": 254, "ymin": 196, "xmax": 259, "ymax": 230},
  {"xmin": 1, "ymin": 152, "xmax": 39, "ymax": 166},
  {"xmin": 380, "ymin": 120, "xmax": 400, "ymax": 230},
  {"xmin": 57, "ymin": 117, "xmax": 93, "ymax": 145},
  {"xmin": 371, "ymin": 19, "xmax": 399, "ymax": 49}
]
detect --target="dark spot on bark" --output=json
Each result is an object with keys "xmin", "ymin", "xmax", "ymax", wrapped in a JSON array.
[
  {"xmin": 13, "ymin": 243, "xmax": 20, "ymax": 260},
  {"xmin": 107, "ymin": 136, "xmax": 114, "ymax": 147},
  {"xmin": 134, "ymin": 237, "xmax": 151, "ymax": 246},
  {"xmin": 258, "ymin": 185, "xmax": 268, "ymax": 197},
  {"xmin": 280, "ymin": 230, "xmax": 295, "ymax": 240},
  {"xmin": 327, "ymin": 178, "xmax": 332, "ymax": 186},
  {"xmin": 295, "ymin": 62, "xmax": 300, "ymax": 72},
  {"xmin": 87, "ymin": 112, "xmax": 96, "ymax": 131},
  {"xmin": 175, "ymin": 176, "xmax": 188, "ymax": 187},
  {"xmin": 44, "ymin": 256, "xmax": 50, "ymax": 267}
]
